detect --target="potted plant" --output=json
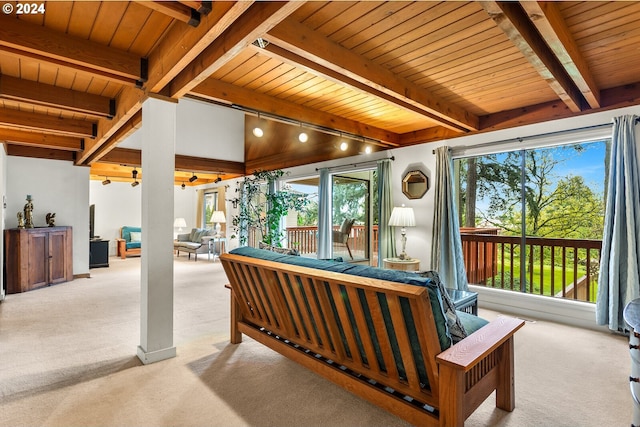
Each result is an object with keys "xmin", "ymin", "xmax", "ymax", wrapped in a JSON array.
[{"xmin": 229, "ymin": 169, "xmax": 308, "ymax": 247}]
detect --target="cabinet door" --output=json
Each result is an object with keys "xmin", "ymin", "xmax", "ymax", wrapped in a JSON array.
[
  {"xmin": 48, "ymin": 231, "xmax": 68, "ymax": 284},
  {"xmin": 27, "ymin": 231, "xmax": 48, "ymax": 289}
]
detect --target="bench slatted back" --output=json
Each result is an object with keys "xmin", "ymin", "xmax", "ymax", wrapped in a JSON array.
[{"xmin": 222, "ymin": 253, "xmax": 444, "ymax": 408}]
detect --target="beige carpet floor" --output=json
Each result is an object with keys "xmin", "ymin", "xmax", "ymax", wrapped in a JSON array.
[{"xmin": 0, "ymin": 255, "xmax": 632, "ymax": 426}]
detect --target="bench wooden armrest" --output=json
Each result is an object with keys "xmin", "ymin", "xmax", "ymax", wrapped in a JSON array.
[{"xmin": 436, "ymin": 316, "xmax": 525, "ymax": 426}]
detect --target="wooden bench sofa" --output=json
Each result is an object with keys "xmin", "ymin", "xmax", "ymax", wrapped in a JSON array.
[{"xmin": 220, "ymin": 247, "xmax": 525, "ymax": 427}]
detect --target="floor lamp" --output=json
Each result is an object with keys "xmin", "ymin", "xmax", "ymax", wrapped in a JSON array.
[{"xmin": 388, "ymin": 204, "xmax": 416, "ymax": 260}]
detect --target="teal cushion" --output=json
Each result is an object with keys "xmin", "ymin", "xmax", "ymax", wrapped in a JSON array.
[
  {"xmin": 126, "ymin": 242, "xmax": 141, "ymax": 249},
  {"xmin": 121, "ymin": 226, "xmax": 141, "ymax": 242},
  {"xmin": 457, "ymin": 310, "xmax": 489, "ymax": 334}
]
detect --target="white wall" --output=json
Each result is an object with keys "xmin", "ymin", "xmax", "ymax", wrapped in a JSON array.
[
  {"xmin": 119, "ymin": 97, "xmax": 245, "ymax": 161},
  {"xmin": 6, "ymin": 157, "xmax": 90, "ymax": 275}
]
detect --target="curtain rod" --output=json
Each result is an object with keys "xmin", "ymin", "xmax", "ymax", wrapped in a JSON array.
[
  {"xmin": 315, "ymin": 156, "xmax": 394, "ymax": 172},
  {"xmin": 432, "ymin": 122, "xmax": 619, "ymax": 155}
]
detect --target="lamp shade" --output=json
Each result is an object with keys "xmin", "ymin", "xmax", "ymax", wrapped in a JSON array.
[
  {"xmin": 210, "ymin": 211, "xmax": 226, "ymax": 224},
  {"xmin": 173, "ymin": 218, "xmax": 187, "ymax": 228},
  {"xmin": 388, "ymin": 205, "xmax": 416, "ymax": 227}
]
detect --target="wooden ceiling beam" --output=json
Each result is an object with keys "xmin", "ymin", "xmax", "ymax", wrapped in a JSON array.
[
  {"xmin": 5, "ymin": 144, "xmax": 77, "ymax": 162},
  {"xmin": 134, "ymin": 1, "xmax": 201, "ymax": 27},
  {"xmin": 98, "ymin": 147, "xmax": 245, "ymax": 176},
  {"xmin": 481, "ymin": 1, "xmax": 587, "ymax": 113},
  {"xmin": 83, "ymin": 2, "xmax": 254, "ymax": 165},
  {"xmin": 85, "ymin": 110, "xmax": 142, "ymax": 165},
  {"xmin": 0, "ymin": 15, "xmax": 144, "ymax": 86},
  {"xmin": 146, "ymin": 1, "xmax": 253, "ymax": 94},
  {"xmin": 0, "ymin": 108, "xmax": 95, "ymax": 138},
  {"xmin": 0, "ymin": 128, "xmax": 82, "ymax": 151},
  {"xmin": 179, "ymin": 1, "xmax": 212, "ymax": 15},
  {"xmin": 0, "ymin": 75, "xmax": 114, "ymax": 119},
  {"xmin": 190, "ymin": 80, "xmax": 400, "ymax": 147},
  {"xmin": 75, "ymin": 86, "xmax": 145, "ymax": 165},
  {"xmin": 169, "ymin": 1, "xmax": 305, "ymax": 99},
  {"xmin": 519, "ymin": 1, "xmax": 600, "ymax": 109},
  {"xmin": 266, "ymin": 20, "xmax": 478, "ymax": 133}
]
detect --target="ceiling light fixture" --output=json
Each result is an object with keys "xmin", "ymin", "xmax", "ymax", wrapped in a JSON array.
[
  {"xmin": 131, "ymin": 180, "xmax": 139, "ymax": 188},
  {"xmin": 364, "ymin": 145, "xmax": 372, "ymax": 154},
  {"xmin": 102, "ymin": 177, "xmax": 111, "ymax": 186},
  {"xmin": 340, "ymin": 141, "xmax": 348, "ymax": 151},
  {"xmin": 132, "ymin": 167, "xmax": 138, "ymax": 179},
  {"xmin": 298, "ymin": 122, "xmax": 308, "ymax": 143},
  {"xmin": 189, "ymin": 173, "xmax": 198, "ymax": 183},
  {"xmin": 252, "ymin": 112, "xmax": 264, "ymax": 138},
  {"xmin": 214, "ymin": 174, "xmax": 222, "ymax": 183},
  {"xmin": 181, "ymin": 182, "xmax": 186, "ymax": 190}
]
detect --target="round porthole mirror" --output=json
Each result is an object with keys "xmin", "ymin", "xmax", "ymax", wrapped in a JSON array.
[{"xmin": 402, "ymin": 170, "xmax": 429, "ymax": 199}]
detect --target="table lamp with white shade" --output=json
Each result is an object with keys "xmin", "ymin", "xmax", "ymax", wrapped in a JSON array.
[
  {"xmin": 173, "ymin": 217, "xmax": 187, "ymax": 233},
  {"xmin": 388, "ymin": 204, "xmax": 416, "ymax": 260},
  {"xmin": 210, "ymin": 210, "xmax": 226, "ymax": 236}
]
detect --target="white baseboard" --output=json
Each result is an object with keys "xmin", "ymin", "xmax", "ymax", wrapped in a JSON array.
[{"xmin": 470, "ymin": 284, "xmax": 611, "ymax": 332}]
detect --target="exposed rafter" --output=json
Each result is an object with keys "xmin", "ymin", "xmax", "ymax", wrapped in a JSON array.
[
  {"xmin": 0, "ymin": 109, "xmax": 95, "ymax": 138},
  {"xmin": 481, "ymin": 1, "xmax": 587, "ymax": 113},
  {"xmin": 168, "ymin": 1, "xmax": 305, "ymax": 98},
  {"xmin": 134, "ymin": 1, "xmax": 201, "ymax": 27},
  {"xmin": 0, "ymin": 75, "xmax": 114, "ymax": 119},
  {"xmin": 266, "ymin": 20, "xmax": 478, "ymax": 132},
  {"xmin": 0, "ymin": 15, "xmax": 145, "ymax": 87},
  {"xmin": 0, "ymin": 128, "xmax": 82, "ymax": 151},
  {"xmin": 519, "ymin": 1, "xmax": 600, "ymax": 108}
]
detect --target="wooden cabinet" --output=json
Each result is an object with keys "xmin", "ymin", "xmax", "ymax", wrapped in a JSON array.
[{"xmin": 4, "ymin": 227, "xmax": 73, "ymax": 294}]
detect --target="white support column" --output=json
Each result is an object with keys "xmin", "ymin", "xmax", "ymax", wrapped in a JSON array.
[{"xmin": 137, "ymin": 96, "xmax": 177, "ymax": 364}]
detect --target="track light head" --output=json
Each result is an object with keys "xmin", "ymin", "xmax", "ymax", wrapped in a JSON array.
[
  {"xmin": 132, "ymin": 168, "xmax": 138, "ymax": 179},
  {"xmin": 102, "ymin": 178, "xmax": 111, "ymax": 186},
  {"xmin": 189, "ymin": 173, "xmax": 198, "ymax": 183},
  {"xmin": 181, "ymin": 182, "xmax": 186, "ymax": 190},
  {"xmin": 214, "ymin": 176, "xmax": 222, "ymax": 183},
  {"xmin": 131, "ymin": 180, "xmax": 139, "ymax": 187},
  {"xmin": 340, "ymin": 141, "xmax": 348, "ymax": 151}
]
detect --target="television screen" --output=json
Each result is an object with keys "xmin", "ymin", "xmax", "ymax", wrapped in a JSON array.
[{"xmin": 90, "ymin": 204, "xmax": 95, "ymax": 239}]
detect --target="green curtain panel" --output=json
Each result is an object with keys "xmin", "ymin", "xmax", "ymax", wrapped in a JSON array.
[
  {"xmin": 377, "ymin": 159, "xmax": 395, "ymax": 266},
  {"xmin": 596, "ymin": 115, "xmax": 640, "ymax": 331},
  {"xmin": 431, "ymin": 146, "xmax": 469, "ymax": 291}
]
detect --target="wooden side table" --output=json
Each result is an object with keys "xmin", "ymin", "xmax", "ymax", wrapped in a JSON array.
[{"xmin": 383, "ymin": 257, "xmax": 420, "ymax": 271}]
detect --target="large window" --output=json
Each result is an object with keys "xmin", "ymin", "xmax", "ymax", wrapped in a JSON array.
[
  {"xmin": 454, "ymin": 140, "xmax": 608, "ymax": 302},
  {"xmin": 203, "ymin": 190, "xmax": 218, "ymax": 228}
]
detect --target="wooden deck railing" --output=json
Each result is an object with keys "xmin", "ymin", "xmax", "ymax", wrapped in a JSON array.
[
  {"xmin": 460, "ymin": 232, "xmax": 602, "ymax": 303},
  {"xmin": 254, "ymin": 225, "xmax": 601, "ymax": 303},
  {"xmin": 286, "ymin": 225, "xmax": 379, "ymax": 257}
]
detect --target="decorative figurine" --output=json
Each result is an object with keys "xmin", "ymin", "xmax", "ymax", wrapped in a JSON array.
[
  {"xmin": 23, "ymin": 195, "xmax": 34, "ymax": 228},
  {"xmin": 17, "ymin": 212, "xmax": 25, "ymax": 229},
  {"xmin": 46, "ymin": 213, "xmax": 56, "ymax": 227}
]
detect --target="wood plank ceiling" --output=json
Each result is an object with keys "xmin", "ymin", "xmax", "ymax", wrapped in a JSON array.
[{"xmin": 1, "ymin": 1, "xmax": 640, "ymax": 185}]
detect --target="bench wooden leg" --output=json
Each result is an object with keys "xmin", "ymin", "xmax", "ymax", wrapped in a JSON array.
[
  {"xmin": 496, "ymin": 337, "xmax": 516, "ymax": 411},
  {"xmin": 438, "ymin": 366, "xmax": 465, "ymax": 427},
  {"xmin": 229, "ymin": 289, "xmax": 242, "ymax": 344}
]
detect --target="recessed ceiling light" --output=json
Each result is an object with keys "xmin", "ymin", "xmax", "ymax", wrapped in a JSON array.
[{"xmin": 340, "ymin": 141, "xmax": 348, "ymax": 151}]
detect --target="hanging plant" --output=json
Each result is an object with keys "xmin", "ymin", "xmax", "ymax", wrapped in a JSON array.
[{"xmin": 228, "ymin": 169, "xmax": 309, "ymax": 247}]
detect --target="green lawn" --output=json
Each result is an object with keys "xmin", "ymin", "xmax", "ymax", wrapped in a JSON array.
[{"xmin": 484, "ymin": 254, "xmax": 597, "ymax": 303}]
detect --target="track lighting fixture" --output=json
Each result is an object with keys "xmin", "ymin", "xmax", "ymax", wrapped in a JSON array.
[
  {"xmin": 214, "ymin": 174, "xmax": 222, "ymax": 183},
  {"xmin": 189, "ymin": 173, "xmax": 198, "ymax": 183},
  {"xmin": 298, "ymin": 122, "xmax": 308, "ymax": 143},
  {"xmin": 102, "ymin": 177, "xmax": 111, "ymax": 185},
  {"xmin": 132, "ymin": 168, "xmax": 138, "ymax": 179},
  {"xmin": 131, "ymin": 180, "xmax": 139, "ymax": 187},
  {"xmin": 181, "ymin": 182, "xmax": 186, "ymax": 190},
  {"xmin": 340, "ymin": 141, "xmax": 348, "ymax": 151},
  {"xmin": 253, "ymin": 113, "xmax": 264, "ymax": 137},
  {"xmin": 364, "ymin": 145, "xmax": 372, "ymax": 154}
]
